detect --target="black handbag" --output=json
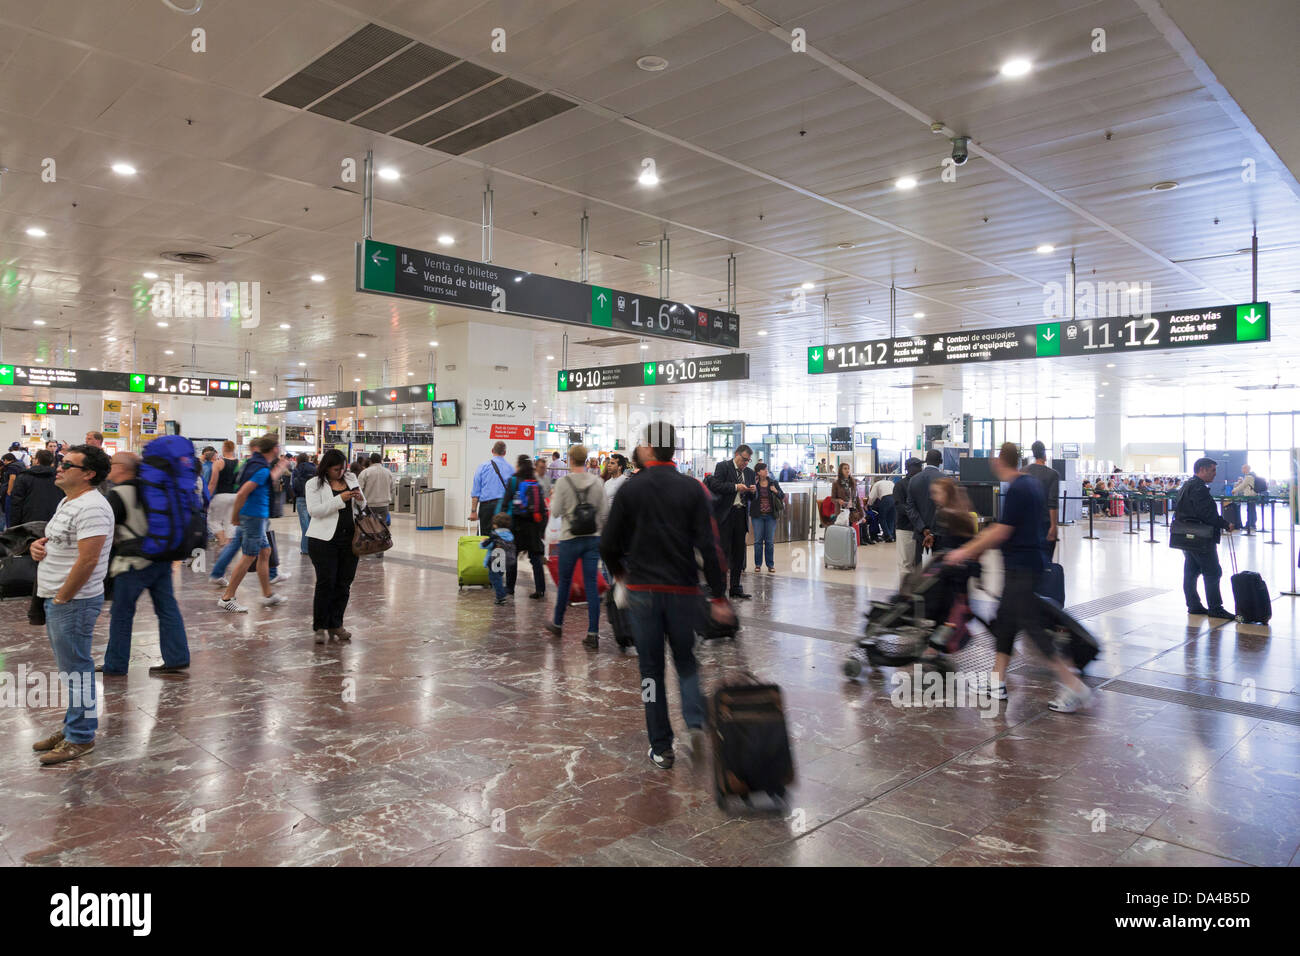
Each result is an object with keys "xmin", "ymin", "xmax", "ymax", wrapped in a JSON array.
[{"xmin": 1169, "ymin": 516, "xmax": 1215, "ymax": 551}]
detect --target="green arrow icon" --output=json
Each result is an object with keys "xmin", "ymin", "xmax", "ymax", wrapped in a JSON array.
[
  {"xmin": 643, "ymin": 363, "xmax": 656, "ymax": 385},
  {"xmin": 426, "ymin": 383, "xmax": 436, "ymax": 401},
  {"xmin": 557, "ymin": 370, "xmax": 568, "ymax": 391},
  {"xmin": 35, "ymin": 402, "xmax": 47, "ymax": 415},
  {"xmin": 808, "ymin": 347, "xmax": 824, "ymax": 374},
  {"xmin": 1236, "ymin": 303, "xmax": 1267, "ymax": 342},
  {"xmin": 1035, "ymin": 323, "xmax": 1061, "ymax": 356},
  {"xmin": 129, "ymin": 374, "xmax": 146, "ymax": 392},
  {"xmin": 590, "ymin": 286, "xmax": 613, "ymax": 327},
  {"xmin": 0, "ymin": 365, "xmax": 13, "ymax": 386}
]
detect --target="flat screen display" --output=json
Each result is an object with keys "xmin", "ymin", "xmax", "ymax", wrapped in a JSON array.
[{"xmin": 431, "ymin": 400, "xmax": 459, "ymax": 426}]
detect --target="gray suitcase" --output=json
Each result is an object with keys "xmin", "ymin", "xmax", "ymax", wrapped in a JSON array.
[{"xmin": 823, "ymin": 524, "xmax": 857, "ymax": 570}]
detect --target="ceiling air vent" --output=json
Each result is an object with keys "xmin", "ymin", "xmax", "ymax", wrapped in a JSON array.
[
  {"xmin": 576, "ymin": 336, "xmax": 641, "ymax": 348},
  {"xmin": 160, "ymin": 251, "xmax": 218, "ymax": 265}
]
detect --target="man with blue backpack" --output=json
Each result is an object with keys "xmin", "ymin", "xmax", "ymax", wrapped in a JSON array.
[
  {"xmin": 496, "ymin": 454, "xmax": 548, "ymax": 600},
  {"xmin": 218, "ymin": 434, "xmax": 290, "ymax": 613},
  {"xmin": 100, "ymin": 450, "xmax": 193, "ymax": 676}
]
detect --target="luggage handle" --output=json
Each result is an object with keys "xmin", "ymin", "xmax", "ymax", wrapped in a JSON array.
[{"xmin": 1226, "ymin": 527, "xmax": 1237, "ymax": 574}]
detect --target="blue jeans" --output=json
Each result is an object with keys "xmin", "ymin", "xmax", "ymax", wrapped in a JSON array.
[
  {"xmin": 1183, "ymin": 547, "xmax": 1223, "ymax": 609},
  {"xmin": 104, "ymin": 563, "xmax": 190, "ymax": 673},
  {"xmin": 298, "ymin": 503, "xmax": 312, "ymax": 553},
  {"xmin": 554, "ymin": 536, "xmax": 601, "ymax": 632},
  {"xmin": 488, "ymin": 569, "xmax": 507, "ymax": 600},
  {"xmin": 879, "ymin": 499, "xmax": 896, "ymax": 539},
  {"xmin": 44, "ymin": 595, "xmax": 104, "ymax": 744},
  {"xmin": 626, "ymin": 590, "xmax": 705, "ymax": 755},
  {"xmin": 752, "ymin": 514, "xmax": 776, "ymax": 569},
  {"xmin": 212, "ymin": 527, "xmax": 278, "ymax": 581}
]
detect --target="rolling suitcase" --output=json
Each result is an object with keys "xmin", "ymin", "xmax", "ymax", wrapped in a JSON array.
[
  {"xmin": 545, "ymin": 552, "xmax": 609, "ymax": 602},
  {"xmin": 457, "ymin": 535, "xmax": 491, "ymax": 589},
  {"xmin": 709, "ymin": 638, "xmax": 794, "ymax": 809},
  {"xmin": 823, "ymin": 523, "xmax": 857, "ymax": 569},
  {"xmin": 605, "ymin": 589, "xmax": 634, "ymax": 650},
  {"xmin": 1227, "ymin": 535, "xmax": 1271, "ymax": 624},
  {"xmin": 1036, "ymin": 595, "xmax": 1101, "ymax": 670},
  {"xmin": 1038, "ymin": 562, "xmax": 1065, "ymax": 607}
]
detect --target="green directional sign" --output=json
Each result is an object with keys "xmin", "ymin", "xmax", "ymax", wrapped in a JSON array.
[
  {"xmin": 807, "ymin": 346, "xmax": 824, "ymax": 374},
  {"xmin": 642, "ymin": 362, "xmax": 656, "ymax": 385},
  {"xmin": 1035, "ymin": 323, "xmax": 1061, "ymax": 356},
  {"xmin": 128, "ymin": 373, "xmax": 147, "ymax": 393},
  {"xmin": 426, "ymin": 382, "xmax": 436, "ymax": 401},
  {"xmin": 35, "ymin": 402, "xmax": 47, "ymax": 415},
  {"xmin": 1235, "ymin": 303, "xmax": 1268, "ymax": 342},
  {"xmin": 591, "ymin": 286, "xmax": 613, "ymax": 328},
  {"xmin": 0, "ymin": 365, "xmax": 13, "ymax": 386},
  {"xmin": 557, "ymin": 370, "xmax": 569, "ymax": 392},
  {"xmin": 361, "ymin": 239, "xmax": 397, "ymax": 293}
]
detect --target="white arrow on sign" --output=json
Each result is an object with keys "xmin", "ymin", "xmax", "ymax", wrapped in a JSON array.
[
  {"xmin": 371, "ymin": 249, "xmax": 389, "ymax": 266},
  {"xmin": 1042, "ymin": 329, "xmax": 1056, "ymax": 341},
  {"xmin": 812, "ymin": 350, "xmax": 822, "ymax": 361},
  {"xmin": 1243, "ymin": 308, "xmax": 1262, "ymax": 324},
  {"xmin": 596, "ymin": 293, "xmax": 608, "ymax": 307}
]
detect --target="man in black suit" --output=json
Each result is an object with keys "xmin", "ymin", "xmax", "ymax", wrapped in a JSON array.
[
  {"xmin": 906, "ymin": 449, "xmax": 944, "ymax": 566},
  {"xmin": 705, "ymin": 444, "xmax": 755, "ymax": 599}
]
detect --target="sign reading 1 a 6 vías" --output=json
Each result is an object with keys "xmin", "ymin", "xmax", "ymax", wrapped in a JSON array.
[
  {"xmin": 809, "ymin": 302, "xmax": 1269, "ymax": 374},
  {"xmin": 558, "ymin": 354, "xmax": 750, "ymax": 391}
]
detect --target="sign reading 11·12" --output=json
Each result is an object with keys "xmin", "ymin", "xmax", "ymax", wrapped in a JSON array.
[
  {"xmin": 808, "ymin": 302, "xmax": 1269, "ymax": 374},
  {"xmin": 558, "ymin": 354, "xmax": 750, "ymax": 391}
]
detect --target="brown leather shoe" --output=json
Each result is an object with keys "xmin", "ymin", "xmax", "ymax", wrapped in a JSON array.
[
  {"xmin": 32, "ymin": 730, "xmax": 65, "ymax": 752},
  {"xmin": 39, "ymin": 739, "xmax": 94, "ymax": 765},
  {"xmin": 329, "ymin": 627, "xmax": 352, "ymax": 641}
]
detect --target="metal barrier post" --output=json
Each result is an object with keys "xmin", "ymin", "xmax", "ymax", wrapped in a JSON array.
[
  {"xmin": 1082, "ymin": 492, "xmax": 1100, "ymax": 539},
  {"xmin": 1146, "ymin": 496, "xmax": 1157, "ymax": 543},
  {"xmin": 1124, "ymin": 494, "xmax": 1139, "ymax": 534},
  {"xmin": 1267, "ymin": 498, "xmax": 1280, "ymax": 545}
]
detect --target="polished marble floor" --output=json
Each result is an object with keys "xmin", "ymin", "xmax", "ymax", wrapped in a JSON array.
[{"xmin": 1, "ymin": 510, "xmax": 1297, "ymax": 866}]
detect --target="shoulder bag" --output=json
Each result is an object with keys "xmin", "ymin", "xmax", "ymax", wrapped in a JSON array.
[
  {"xmin": 352, "ymin": 506, "xmax": 393, "ymax": 555},
  {"xmin": 1169, "ymin": 486, "xmax": 1214, "ymax": 551}
]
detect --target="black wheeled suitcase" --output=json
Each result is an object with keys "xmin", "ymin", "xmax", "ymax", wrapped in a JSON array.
[
  {"xmin": 1038, "ymin": 562, "xmax": 1066, "ymax": 607},
  {"xmin": 605, "ymin": 590, "xmax": 634, "ymax": 650},
  {"xmin": 710, "ymin": 681, "xmax": 795, "ymax": 808},
  {"xmin": 1227, "ymin": 536, "xmax": 1271, "ymax": 624},
  {"xmin": 1036, "ymin": 595, "xmax": 1101, "ymax": 671}
]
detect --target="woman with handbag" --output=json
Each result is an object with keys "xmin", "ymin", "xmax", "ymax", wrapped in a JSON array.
[
  {"xmin": 496, "ymin": 454, "xmax": 547, "ymax": 600},
  {"xmin": 304, "ymin": 448, "xmax": 367, "ymax": 644},
  {"xmin": 747, "ymin": 462, "xmax": 785, "ymax": 573},
  {"xmin": 831, "ymin": 462, "xmax": 863, "ymax": 528}
]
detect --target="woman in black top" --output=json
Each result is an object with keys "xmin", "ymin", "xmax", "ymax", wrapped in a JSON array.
[
  {"xmin": 747, "ymin": 462, "xmax": 785, "ymax": 572},
  {"xmin": 499, "ymin": 455, "xmax": 547, "ymax": 599},
  {"xmin": 304, "ymin": 449, "xmax": 364, "ymax": 644}
]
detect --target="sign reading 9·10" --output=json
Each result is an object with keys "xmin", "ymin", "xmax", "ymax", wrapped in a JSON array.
[
  {"xmin": 558, "ymin": 354, "xmax": 750, "ymax": 391},
  {"xmin": 808, "ymin": 302, "xmax": 1270, "ymax": 374}
]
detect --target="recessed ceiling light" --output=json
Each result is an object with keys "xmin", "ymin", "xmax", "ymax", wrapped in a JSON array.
[
  {"xmin": 378, "ymin": 167, "xmax": 400, "ymax": 181},
  {"xmin": 801, "ymin": 281, "xmax": 815, "ymax": 289},
  {"xmin": 757, "ymin": 330, "xmax": 768, "ymax": 336},
  {"xmin": 638, "ymin": 162, "xmax": 659, "ymax": 186},
  {"xmin": 407, "ymin": 371, "xmax": 414, "ymax": 376},
  {"xmin": 1097, "ymin": 393, "xmax": 1105, "ymax": 397},
  {"xmin": 437, "ymin": 234, "xmax": 454, "ymax": 246},
  {"xmin": 428, "ymin": 340, "xmax": 438, "ymax": 347},
  {"xmin": 111, "ymin": 162, "xmax": 136, "ymax": 176},
  {"xmin": 357, "ymin": 352, "xmax": 366, "ymax": 358},
  {"xmin": 298, "ymin": 361, "xmax": 306, "ymax": 367},
  {"xmin": 280, "ymin": 323, "xmax": 291, "ymax": 330},
  {"xmin": 164, "ymin": 349, "xmax": 174, "ymax": 355},
  {"xmin": 1151, "ymin": 181, "xmax": 1178, "ymax": 192},
  {"xmin": 250, "ymin": 370, "xmax": 257, "ymax": 374},
  {"xmin": 354, "ymin": 378, "xmax": 360, "ymax": 382},
  {"xmin": 107, "ymin": 337, "xmax": 117, "ymax": 342},
  {"xmin": 1035, "ymin": 243, "xmax": 1055, "ymax": 254},
  {"xmin": 310, "ymin": 273, "xmax": 325, "ymax": 282},
  {"xmin": 68, "ymin": 348, "xmax": 76, "ymax": 353},
  {"xmin": 546, "ymin": 355, "xmax": 555, "ymax": 360},
  {"xmin": 836, "ymin": 242, "xmax": 856, "ymax": 250},
  {"xmin": 26, "ymin": 227, "xmax": 46, "ymax": 237},
  {"xmin": 35, "ymin": 358, "xmax": 45, "ymax": 363},
  {"xmin": 1102, "ymin": 381, "xmax": 1109, "ymax": 386},
  {"xmin": 895, "ymin": 176, "xmax": 917, "ymax": 190},
  {"xmin": 636, "ymin": 239, "xmax": 658, "ymax": 247},
  {"xmin": 640, "ymin": 344, "xmax": 649, "ymax": 349},
  {"xmin": 89, "ymin": 367, "xmax": 97, "ymax": 371},
  {"xmin": 33, "ymin": 319, "xmax": 45, "ymax": 326},
  {"xmin": 913, "ymin": 311, "xmax": 925, "ymax": 319},
  {"xmin": 636, "ymin": 55, "xmax": 668, "ymax": 72},
  {"xmin": 156, "ymin": 321, "xmax": 168, "ymax": 328},
  {"xmin": 1106, "ymin": 363, "xmax": 1115, "ymax": 368},
  {"xmin": 143, "ymin": 271, "xmax": 159, "ymax": 280},
  {"xmin": 1000, "ymin": 58, "xmax": 1032, "ymax": 78}
]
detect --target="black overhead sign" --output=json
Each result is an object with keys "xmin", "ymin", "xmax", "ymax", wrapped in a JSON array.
[
  {"xmin": 253, "ymin": 391, "xmax": 357, "ymax": 415},
  {"xmin": 0, "ymin": 364, "xmax": 251, "ymax": 397},
  {"xmin": 558, "ymin": 353, "xmax": 750, "ymax": 392},
  {"xmin": 358, "ymin": 239, "xmax": 740, "ymax": 349},
  {"xmin": 808, "ymin": 302, "xmax": 1270, "ymax": 375},
  {"xmin": 0, "ymin": 399, "xmax": 81, "ymax": 415},
  {"xmin": 359, "ymin": 383, "xmax": 435, "ymax": 406}
]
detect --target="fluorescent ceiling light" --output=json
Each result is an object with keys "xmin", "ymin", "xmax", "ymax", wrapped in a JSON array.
[
  {"xmin": 895, "ymin": 176, "xmax": 918, "ymax": 190},
  {"xmin": 357, "ymin": 352, "xmax": 366, "ymax": 358},
  {"xmin": 429, "ymin": 340, "xmax": 438, "ymax": 347},
  {"xmin": 111, "ymin": 162, "xmax": 137, "ymax": 176},
  {"xmin": 280, "ymin": 323, "xmax": 291, "ymax": 330},
  {"xmin": 1000, "ymin": 58, "xmax": 1032, "ymax": 78},
  {"xmin": 1035, "ymin": 244, "xmax": 1055, "ymax": 254},
  {"xmin": 378, "ymin": 167, "xmax": 400, "ymax": 181},
  {"xmin": 26, "ymin": 227, "xmax": 46, "ymax": 237},
  {"xmin": 33, "ymin": 319, "xmax": 46, "ymax": 326},
  {"xmin": 913, "ymin": 312, "xmax": 925, "ymax": 319},
  {"xmin": 310, "ymin": 274, "xmax": 325, "ymax": 282},
  {"xmin": 143, "ymin": 271, "xmax": 159, "ymax": 279},
  {"xmin": 801, "ymin": 281, "xmax": 815, "ymax": 290},
  {"xmin": 156, "ymin": 321, "xmax": 168, "ymax": 328},
  {"xmin": 437, "ymin": 234, "xmax": 454, "ymax": 246},
  {"xmin": 757, "ymin": 330, "xmax": 768, "ymax": 336}
]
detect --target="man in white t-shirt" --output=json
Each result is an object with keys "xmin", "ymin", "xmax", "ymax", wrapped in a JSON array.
[{"xmin": 29, "ymin": 444, "xmax": 115, "ymax": 765}]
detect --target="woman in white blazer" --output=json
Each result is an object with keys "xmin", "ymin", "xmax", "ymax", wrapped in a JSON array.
[{"xmin": 304, "ymin": 448, "xmax": 367, "ymax": 644}]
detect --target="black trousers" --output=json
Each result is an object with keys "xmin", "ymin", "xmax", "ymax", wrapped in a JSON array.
[
  {"xmin": 478, "ymin": 501, "xmax": 500, "ymax": 536},
  {"xmin": 507, "ymin": 548, "xmax": 545, "ymax": 595},
  {"xmin": 991, "ymin": 567, "xmax": 1056, "ymax": 658},
  {"xmin": 720, "ymin": 506, "xmax": 748, "ymax": 592},
  {"xmin": 307, "ymin": 535, "xmax": 359, "ymax": 630}
]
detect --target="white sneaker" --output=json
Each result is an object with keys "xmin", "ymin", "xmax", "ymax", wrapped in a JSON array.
[
  {"xmin": 1048, "ymin": 684, "xmax": 1092, "ymax": 713},
  {"xmin": 211, "ymin": 576, "xmax": 230, "ymax": 588},
  {"xmin": 979, "ymin": 675, "xmax": 1009, "ymax": 700},
  {"xmin": 271, "ymin": 572, "xmax": 291, "ymax": 585},
  {"xmin": 262, "ymin": 593, "xmax": 287, "ymax": 607},
  {"xmin": 217, "ymin": 598, "xmax": 247, "ymax": 613}
]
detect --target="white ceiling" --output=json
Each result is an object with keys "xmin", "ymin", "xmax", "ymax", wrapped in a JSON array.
[{"xmin": 0, "ymin": 0, "xmax": 1297, "ymax": 432}]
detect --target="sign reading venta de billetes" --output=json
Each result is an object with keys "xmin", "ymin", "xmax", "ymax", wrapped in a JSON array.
[{"xmin": 357, "ymin": 239, "xmax": 740, "ymax": 349}]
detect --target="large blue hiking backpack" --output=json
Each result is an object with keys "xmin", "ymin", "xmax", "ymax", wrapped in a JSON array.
[{"xmin": 122, "ymin": 435, "xmax": 206, "ymax": 561}]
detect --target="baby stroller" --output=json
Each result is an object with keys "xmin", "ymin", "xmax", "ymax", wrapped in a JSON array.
[{"xmin": 844, "ymin": 555, "xmax": 986, "ymax": 678}]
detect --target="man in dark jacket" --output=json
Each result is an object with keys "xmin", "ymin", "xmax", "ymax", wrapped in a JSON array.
[
  {"xmin": 894, "ymin": 457, "xmax": 922, "ymax": 587},
  {"xmin": 291, "ymin": 454, "xmax": 317, "ymax": 554},
  {"xmin": 906, "ymin": 450, "xmax": 944, "ymax": 566},
  {"xmin": 9, "ymin": 449, "xmax": 64, "ymax": 525},
  {"xmin": 704, "ymin": 443, "xmax": 755, "ymax": 599},
  {"xmin": 1176, "ymin": 457, "xmax": 1234, "ymax": 619},
  {"xmin": 601, "ymin": 421, "xmax": 733, "ymax": 770},
  {"xmin": 1, "ymin": 453, "xmax": 26, "ymax": 529}
]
